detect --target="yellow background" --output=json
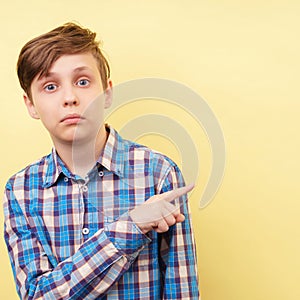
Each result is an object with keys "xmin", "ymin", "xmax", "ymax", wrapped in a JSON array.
[{"xmin": 1, "ymin": 1, "xmax": 300, "ymax": 299}]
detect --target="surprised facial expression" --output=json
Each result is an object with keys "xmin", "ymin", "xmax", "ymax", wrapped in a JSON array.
[{"xmin": 24, "ymin": 53, "xmax": 112, "ymax": 146}]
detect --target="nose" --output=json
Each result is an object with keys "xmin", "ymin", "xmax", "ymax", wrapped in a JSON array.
[
  {"xmin": 63, "ymin": 98, "xmax": 78, "ymax": 107},
  {"xmin": 63, "ymin": 89, "xmax": 79, "ymax": 107}
]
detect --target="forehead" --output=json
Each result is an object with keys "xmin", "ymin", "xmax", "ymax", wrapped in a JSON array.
[{"xmin": 37, "ymin": 53, "xmax": 100, "ymax": 80}]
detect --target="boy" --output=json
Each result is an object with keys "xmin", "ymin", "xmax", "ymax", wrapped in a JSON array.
[{"xmin": 3, "ymin": 23, "xmax": 199, "ymax": 299}]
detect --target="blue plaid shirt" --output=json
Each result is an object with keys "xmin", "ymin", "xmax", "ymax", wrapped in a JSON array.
[{"xmin": 3, "ymin": 126, "xmax": 199, "ymax": 299}]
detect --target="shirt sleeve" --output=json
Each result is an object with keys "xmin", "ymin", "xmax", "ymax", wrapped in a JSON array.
[
  {"xmin": 158, "ymin": 164, "xmax": 200, "ymax": 299},
  {"xmin": 3, "ymin": 182, "xmax": 151, "ymax": 300}
]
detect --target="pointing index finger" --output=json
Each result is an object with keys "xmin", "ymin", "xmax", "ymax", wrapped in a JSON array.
[{"xmin": 162, "ymin": 183, "xmax": 195, "ymax": 203}]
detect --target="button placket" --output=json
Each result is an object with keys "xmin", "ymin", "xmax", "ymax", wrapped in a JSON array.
[
  {"xmin": 80, "ymin": 175, "xmax": 89, "ymax": 192},
  {"xmin": 78, "ymin": 177, "xmax": 90, "ymax": 239}
]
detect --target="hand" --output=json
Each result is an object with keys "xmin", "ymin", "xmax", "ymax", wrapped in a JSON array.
[{"xmin": 129, "ymin": 184, "xmax": 194, "ymax": 234}]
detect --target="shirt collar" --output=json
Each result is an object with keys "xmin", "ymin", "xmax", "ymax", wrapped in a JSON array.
[
  {"xmin": 42, "ymin": 125, "xmax": 125, "ymax": 188},
  {"xmin": 97, "ymin": 125, "xmax": 125, "ymax": 177},
  {"xmin": 43, "ymin": 148, "xmax": 65, "ymax": 188}
]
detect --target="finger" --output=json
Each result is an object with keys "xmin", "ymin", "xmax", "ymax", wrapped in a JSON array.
[
  {"xmin": 162, "ymin": 183, "xmax": 195, "ymax": 203},
  {"xmin": 162, "ymin": 203, "xmax": 184, "ymax": 225},
  {"xmin": 130, "ymin": 201, "xmax": 163, "ymax": 224},
  {"xmin": 163, "ymin": 201, "xmax": 180, "ymax": 218},
  {"xmin": 162, "ymin": 208, "xmax": 176, "ymax": 226},
  {"xmin": 155, "ymin": 219, "xmax": 169, "ymax": 233},
  {"xmin": 175, "ymin": 213, "xmax": 185, "ymax": 223}
]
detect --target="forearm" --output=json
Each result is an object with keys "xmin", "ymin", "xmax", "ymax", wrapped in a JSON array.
[
  {"xmin": 4, "ymin": 192, "xmax": 150, "ymax": 300},
  {"xmin": 25, "ymin": 231, "xmax": 125, "ymax": 300}
]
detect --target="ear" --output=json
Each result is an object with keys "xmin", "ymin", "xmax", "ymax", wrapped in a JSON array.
[
  {"xmin": 23, "ymin": 94, "xmax": 40, "ymax": 120},
  {"xmin": 104, "ymin": 79, "xmax": 113, "ymax": 109}
]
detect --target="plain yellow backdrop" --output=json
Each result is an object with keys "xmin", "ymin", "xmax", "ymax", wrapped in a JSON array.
[{"xmin": 1, "ymin": 1, "xmax": 300, "ymax": 299}]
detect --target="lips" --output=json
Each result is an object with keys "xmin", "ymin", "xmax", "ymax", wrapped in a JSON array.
[{"xmin": 60, "ymin": 113, "xmax": 84, "ymax": 125}]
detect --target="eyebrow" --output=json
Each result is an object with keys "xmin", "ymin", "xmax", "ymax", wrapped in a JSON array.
[
  {"xmin": 72, "ymin": 66, "xmax": 93, "ymax": 73},
  {"xmin": 39, "ymin": 66, "xmax": 93, "ymax": 81}
]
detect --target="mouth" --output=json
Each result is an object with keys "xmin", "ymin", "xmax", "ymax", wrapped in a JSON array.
[{"xmin": 60, "ymin": 113, "xmax": 84, "ymax": 125}]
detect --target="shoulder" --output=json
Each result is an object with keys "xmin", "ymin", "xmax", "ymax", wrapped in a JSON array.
[
  {"xmin": 5, "ymin": 153, "xmax": 51, "ymax": 191},
  {"xmin": 108, "ymin": 126, "xmax": 178, "ymax": 170},
  {"xmin": 120, "ymin": 136, "xmax": 183, "ymax": 190},
  {"xmin": 123, "ymin": 137, "xmax": 177, "ymax": 168}
]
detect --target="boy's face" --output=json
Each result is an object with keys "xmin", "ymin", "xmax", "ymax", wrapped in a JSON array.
[{"xmin": 24, "ymin": 53, "xmax": 112, "ymax": 145}]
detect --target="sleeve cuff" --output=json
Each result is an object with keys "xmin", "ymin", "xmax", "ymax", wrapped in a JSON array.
[{"xmin": 104, "ymin": 213, "xmax": 152, "ymax": 261}]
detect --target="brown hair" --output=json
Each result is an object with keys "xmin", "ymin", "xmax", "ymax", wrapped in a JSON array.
[{"xmin": 17, "ymin": 22, "xmax": 110, "ymax": 101}]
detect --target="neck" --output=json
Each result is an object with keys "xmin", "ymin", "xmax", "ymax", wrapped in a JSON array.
[{"xmin": 53, "ymin": 125, "xmax": 108, "ymax": 178}]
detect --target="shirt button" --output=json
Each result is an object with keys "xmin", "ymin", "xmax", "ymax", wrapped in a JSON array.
[
  {"xmin": 82, "ymin": 228, "xmax": 90, "ymax": 235},
  {"xmin": 98, "ymin": 171, "xmax": 104, "ymax": 177},
  {"xmin": 82, "ymin": 185, "xmax": 88, "ymax": 192},
  {"xmin": 64, "ymin": 177, "xmax": 69, "ymax": 182}
]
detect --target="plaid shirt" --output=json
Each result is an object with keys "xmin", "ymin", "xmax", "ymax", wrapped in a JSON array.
[{"xmin": 3, "ymin": 126, "xmax": 199, "ymax": 299}]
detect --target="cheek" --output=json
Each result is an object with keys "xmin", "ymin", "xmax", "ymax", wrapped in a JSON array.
[
  {"xmin": 33, "ymin": 102, "xmax": 58, "ymax": 125},
  {"xmin": 80, "ymin": 87, "xmax": 105, "ymax": 111},
  {"xmin": 39, "ymin": 113, "xmax": 55, "ymax": 129},
  {"xmin": 80, "ymin": 86, "xmax": 103, "ymax": 103},
  {"xmin": 35, "ymin": 104, "xmax": 51, "ymax": 118},
  {"xmin": 81, "ymin": 95, "xmax": 106, "ymax": 130}
]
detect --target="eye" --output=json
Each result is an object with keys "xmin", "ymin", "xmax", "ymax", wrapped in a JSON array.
[
  {"xmin": 77, "ymin": 79, "xmax": 90, "ymax": 87},
  {"xmin": 44, "ymin": 84, "xmax": 57, "ymax": 92}
]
